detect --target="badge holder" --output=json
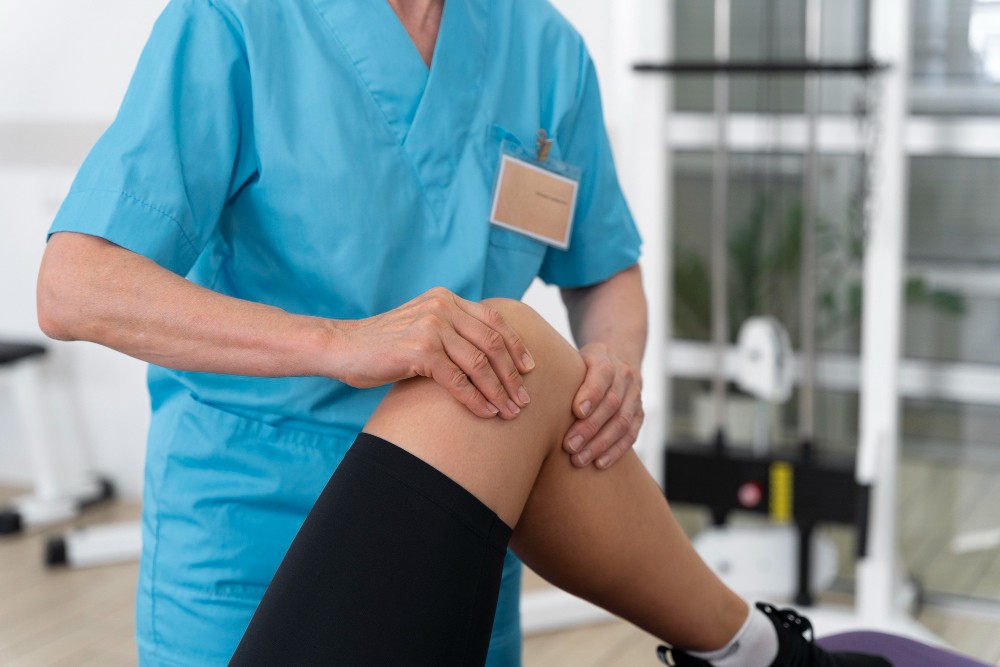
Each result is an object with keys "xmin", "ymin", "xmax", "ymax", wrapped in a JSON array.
[{"xmin": 489, "ymin": 130, "xmax": 582, "ymax": 250}]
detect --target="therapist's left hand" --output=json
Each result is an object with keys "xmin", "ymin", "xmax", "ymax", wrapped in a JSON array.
[{"xmin": 562, "ymin": 342, "xmax": 643, "ymax": 469}]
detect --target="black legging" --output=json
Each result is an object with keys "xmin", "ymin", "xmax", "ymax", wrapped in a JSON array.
[{"xmin": 229, "ymin": 433, "xmax": 513, "ymax": 666}]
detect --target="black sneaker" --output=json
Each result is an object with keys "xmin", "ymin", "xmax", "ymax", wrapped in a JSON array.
[{"xmin": 656, "ymin": 602, "xmax": 893, "ymax": 666}]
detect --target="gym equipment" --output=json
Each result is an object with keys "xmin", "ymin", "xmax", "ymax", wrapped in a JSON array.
[
  {"xmin": 668, "ymin": 441, "xmax": 870, "ymax": 605},
  {"xmin": 817, "ymin": 632, "xmax": 991, "ymax": 667},
  {"xmin": 693, "ymin": 524, "xmax": 838, "ymax": 600},
  {"xmin": 636, "ymin": 0, "xmax": 886, "ymax": 606},
  {"xmin": 45, "ymin": 520, "xmax": 142, "ymax": 568},
  {"xmin": 0, "ymin": 339, "xmax": 141, "ymax": 569},
  {"xmin": 735, "ymin": 317, "xmax": 795, "ymax": 456},
  {"xmin": 735, "ymin": 317, "xmax": 794, "ymax": 406},
  {"xmin": 0, "ymin": 341, "xmax": 115, "ymax": 535}
]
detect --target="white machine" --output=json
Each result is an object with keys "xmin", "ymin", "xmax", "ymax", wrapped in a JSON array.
[
  {"xmin": 0, "ymin": 341, "xmax": 141, "ymax": 569},
  {"xmin": 0, "ymin": 342, "xmax": 113, "ymax": 534},
  {"xmin": 735, "ymin": 317, "xmax": 795, "ymax": 405}
]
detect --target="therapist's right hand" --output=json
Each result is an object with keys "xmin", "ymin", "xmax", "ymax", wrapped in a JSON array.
[{"xmin": 336, "ymin": 287, "xmax": 535, "ymax": 420}]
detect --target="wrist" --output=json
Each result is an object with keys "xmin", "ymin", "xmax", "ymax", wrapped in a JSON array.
[
  {"xmin": 298, "ymin": 315, "xmax": 354, "ymax": 380},
  {"xmin": 581, "ymin": 340, "xmax": 643, "ymax": 373}
]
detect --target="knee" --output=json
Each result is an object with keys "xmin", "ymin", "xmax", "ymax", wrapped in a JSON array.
[
  {"xmin": 479, "ymin": 298, "xmax": 585, "ymax": 401},
  {"xmin": 480, "ymin": 297, "xmax": 568, "ymax": 346},
  {"xmin": 368, "ymin": 297, "xmax": 584, "ymax": 447},
  {"xmin": 478, "ymin": 298, "xmax": 542, "ymax": 343},
  {"xmin": 479, "ymin": 298, "xmax": 559, "ymax": 363},
  {"xmin": 479, "ymin": 297, "xmax": 536, "ymax": 325}
]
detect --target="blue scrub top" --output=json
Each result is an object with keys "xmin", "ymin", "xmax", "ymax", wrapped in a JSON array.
[{"xmin": 51, "ymin": 0, "xmax": 641, "ymax": 664}]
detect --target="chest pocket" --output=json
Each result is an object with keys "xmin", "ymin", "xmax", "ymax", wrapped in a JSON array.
[{"xmin": 482, "ymin": 124, "xmax": 556, "ymax": 299}]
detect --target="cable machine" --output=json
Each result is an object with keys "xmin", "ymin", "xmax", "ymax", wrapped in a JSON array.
[{"xmin": 636, "ymin": 0, "xmax": 887, "ymax": 607}]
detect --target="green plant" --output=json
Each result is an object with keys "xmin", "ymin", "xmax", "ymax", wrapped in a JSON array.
[{"xmin": 673, "ymin": 192, "xmax": 966, "ymax": 346}]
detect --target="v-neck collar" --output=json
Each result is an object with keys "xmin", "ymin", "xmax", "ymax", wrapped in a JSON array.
[
  {"xmin": 313, "ymin": 0, "xmax": 487, "ymax": 141},
  {"xmin": 313, "ymin": 0, "xmax": 488, "ymax": 216},
  {"xmin": 314, "ymin": 0, "xmax": 430, "ymax": 144}
]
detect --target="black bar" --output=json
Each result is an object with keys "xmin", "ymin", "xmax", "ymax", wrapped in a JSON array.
[
  {"xmin": 664, "ymin": 443, "xmax": 862, "ymax": 524},
  {"xmin": 0, "ymin": 341, "xmax": 46, "ymax": 366},
  {"xmin": 796, "ymin": 520, "xmax": 815, "ymax": 607},
  {"xmin": 710, "ymin": 429, "xmax": 729, "ymax": 526},
  {"xmin": 855, "ymin": 484, "xmax": 872, "ymax": 559},
  {"xmin": 633, "ymin": 59, "xmax": 889, "ymax": 75}
]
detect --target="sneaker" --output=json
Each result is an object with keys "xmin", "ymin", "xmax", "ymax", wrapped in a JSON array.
[{"xmin": 656, "ymin": 602, "xmax": 893, "ymax": 666}]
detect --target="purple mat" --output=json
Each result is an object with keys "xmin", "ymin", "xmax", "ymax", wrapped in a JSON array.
[{"xmin": 817, "ymin": 631, "xmax": 990, "ymax": 667}]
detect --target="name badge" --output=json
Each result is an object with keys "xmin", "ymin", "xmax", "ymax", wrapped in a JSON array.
[{"xmin": 489, "ymin": 135, "xmax": 580, "ymax": 250}]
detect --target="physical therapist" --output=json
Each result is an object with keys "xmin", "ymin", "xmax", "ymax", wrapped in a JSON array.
[{"xmin": 37, "ymin": 0, "xmax": 645, "ymax": 664}]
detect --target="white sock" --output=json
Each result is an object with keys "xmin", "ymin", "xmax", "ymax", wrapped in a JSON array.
[{"xmin": 687, "ymin": 606, "xmax": 779, "ymax": 667}]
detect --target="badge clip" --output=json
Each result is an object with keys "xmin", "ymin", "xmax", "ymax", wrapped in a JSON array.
[{"xmin": 536, "ymin": 129, "xmax": 553, "ymax": 162}]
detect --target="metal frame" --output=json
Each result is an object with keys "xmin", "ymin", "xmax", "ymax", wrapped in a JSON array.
[
  {"xmin": 665, "ymin": 340, "xmax": 1000, "ymax": 408},
  {"xmin": 800, "ymin": 0, "xmax": 822, "ymax": 448},
  {"xmin": 657, "ymin": 0, "xmax": 930, "ymax": 638},
  {"xmin": 634, "ymin": 60, "xmax": 886, "ymax": 74},
  {"xmin": 708, "ymin": 0, "xmax": 732, "ymax": 444},
  {"xmin": 855, "ymin": 0, "xmax": 911, "ymax": 624},
  {"xmin": 667, "ymin": 113, "xmax": 1000, "ymax": 158}
]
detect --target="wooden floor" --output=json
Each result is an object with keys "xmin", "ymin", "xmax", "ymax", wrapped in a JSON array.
[
  {"xmin": 2, "ymin": 457, "xmax": 1000, "ymax": 666},
  {"xmin": 0, "ymin": 489, "xmax": 140, "ymax": 667}
]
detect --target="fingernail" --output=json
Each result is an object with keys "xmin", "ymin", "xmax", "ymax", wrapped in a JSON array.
[
  {"xmin": 579, "ymin": 400, "xmax": 592, "ymax": 417},
  {"xmin": 577, "ymin": 449, "xmax": 593, "ymax": 465},
  {"xmin": 522, "ymin": 353, "xmax": 535, "ymax": 370},
  {"xmin": 487, "ymin": 403, "xmax": 500, "ymax": 415},
  {"xmin": 597, "ymin": 455, "xmax": 611, "ymax": 468},
  {"xmin": 567, "ymin": 435, "xmax": 584, "ymax": 452},
  {"xmin": 506, "ymin": 399, "xmax": 521, "ymax": 415},
  {"xmin": 517, "ymin": 386, "xmax": 530, "ymax": 405}
]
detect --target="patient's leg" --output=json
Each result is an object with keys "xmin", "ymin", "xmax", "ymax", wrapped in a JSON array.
[
  {"xmin": 230, "ymin": 298, "xmax": 745, "ymax": 666},
  {"xmin": 365, "ymin": 298, "xmax": 747, "ymax": 649}
]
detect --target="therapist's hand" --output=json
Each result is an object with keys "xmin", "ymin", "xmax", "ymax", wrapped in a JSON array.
[
  {"xmin": 337, "ymin": 287, "xmax": 534, "ymax": 420},
  {"xmin": 562, "ymin": 342, "xmax": 643, "ymax": 469}
]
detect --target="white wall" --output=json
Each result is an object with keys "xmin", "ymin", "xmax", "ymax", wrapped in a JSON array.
[
  {"xmin": 0, "ymin": 0, "xmax": 169, "ymax": 497},
  {"xmin": 0, "ymin": 0, "xmax": 629, "ymax": 499}
]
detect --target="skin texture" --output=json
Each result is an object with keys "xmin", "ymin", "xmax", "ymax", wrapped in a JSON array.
[
  {"xmin": 37, "ymin": 232, "xmax": 533, "ymax": 420},
  {"xmin": 561, "ymin": 265, "xmax": 647, "ymax": 469},
  {"xmin": 365, "ymin": 298, "xmax": 748, "ymax": 651},
  {"xmin": 387, "ymin": 0, "xmax": 444, "ymax": 68}
]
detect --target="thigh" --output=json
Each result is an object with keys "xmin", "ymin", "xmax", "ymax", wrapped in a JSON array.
[{"xmin": 230, "ymin": 434, "xmax": 513, "ymax": 666}]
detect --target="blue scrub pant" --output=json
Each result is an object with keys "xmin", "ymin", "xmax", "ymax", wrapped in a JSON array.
[{"xmin": 136, "ymin": 395, "xmax": 522, "ymax": 666}]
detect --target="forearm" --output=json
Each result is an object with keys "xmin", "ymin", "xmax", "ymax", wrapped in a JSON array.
[
  {"xmin": 561, "ymin": 264, "xmax": 647, "ymax": 368},
  {"xmin": 37, "ymin": 232, "xmax": 342, "ymax": 378}
]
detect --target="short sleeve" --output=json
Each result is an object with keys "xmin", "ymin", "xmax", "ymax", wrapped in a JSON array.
[
  {"xmin": 48, "ymin": 0, "xmax": 257, "ymax": 277},
  {"xmin": 538, "ymin": 49, "xmax": 642, "ymax": 289}
]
